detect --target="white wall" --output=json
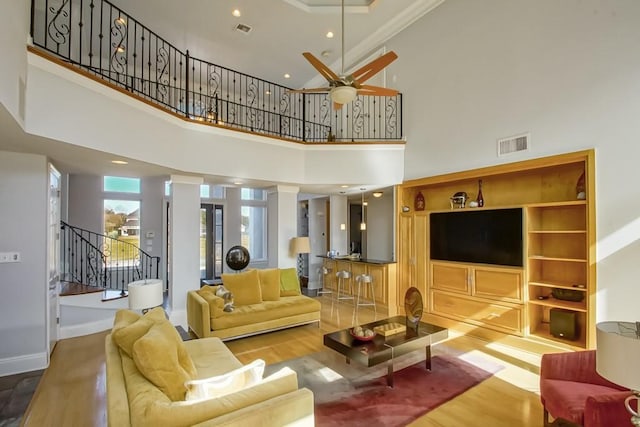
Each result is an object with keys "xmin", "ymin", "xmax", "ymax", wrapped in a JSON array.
[
  {"xmin": 0, "ymin": 151, "xmax": 48, "ymax": 375},
  {"xmin": 0, "ymin": 0, "xmax": 29, "ymax": 126},
  {"xmin": 68, "ymin": 174, "xmax": 102, "ymax": 231},
  {"xmin": 388, "ymin": 0, "xmax": 640, "ymax": 321},
  {"xmin": 329, "ymin": 195, "xmax": 349, "ymax": 256}
]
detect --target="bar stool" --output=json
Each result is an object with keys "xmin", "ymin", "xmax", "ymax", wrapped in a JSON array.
[
  {"xmin": 355, "ymin": 274, "xmax": 376, "ymax": 314},
  {"xmin": 317, "ymin": 266, "xmax": 333, "ymax": 296},
  {"xmin": 335, "ymin": 270, "xmax": 353, "ymax": 301}
]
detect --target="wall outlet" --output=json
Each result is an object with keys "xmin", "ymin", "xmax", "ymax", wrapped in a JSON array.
[{"xmin": 0, "ymin": 252, "xmax": 21, "ymax": 263}]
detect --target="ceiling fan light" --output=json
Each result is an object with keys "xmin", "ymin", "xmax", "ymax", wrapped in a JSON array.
[{"xmin": 330, "ymin": 86, "xmax": 357, "ymax": 104}]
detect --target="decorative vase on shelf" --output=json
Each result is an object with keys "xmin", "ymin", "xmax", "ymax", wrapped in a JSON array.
[
  {"xmin": 476, "ymin": 179, "xmax": 484, "ymax": 207},
  {"xmin": 576, "ymin": 171, "xmax": 586, "ymax": 200},
  {"xmin": 415, "ymin": 191, "xmax": 425, "ymax": 211}
]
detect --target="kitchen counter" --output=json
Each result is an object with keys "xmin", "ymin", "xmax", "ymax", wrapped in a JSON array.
[
  {"xmin": 318, "ymin": 256, "xmax": 398, "ymax": 315},
  {"xmin": 317, "ymin": 255, "xmax": 396, "ymax": 265}
]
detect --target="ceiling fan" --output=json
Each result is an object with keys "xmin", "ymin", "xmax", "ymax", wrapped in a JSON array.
[{"xmin": 289, "ymin": 0, "xmax": 399, "ymax": 109}]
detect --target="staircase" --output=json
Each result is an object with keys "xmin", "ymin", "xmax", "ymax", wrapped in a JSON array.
[{"xmin": 58, "ymin": 221, "xmax": 161, "ymax": 338}]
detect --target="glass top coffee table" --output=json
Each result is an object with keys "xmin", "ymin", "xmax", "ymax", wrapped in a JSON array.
[{"xmin": 323, "ymin": 316, "xmax": 448, "ymax": 387}]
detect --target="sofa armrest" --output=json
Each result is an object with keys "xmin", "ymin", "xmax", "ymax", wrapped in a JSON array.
[
  {"xmin": 585, "ymin": 391, "xmax": 634, "ymax": 427},
  {"xmin": 192, "ymin": 388, "xmax": 314, "ymax": 427},
  {"xmin": 187, "ymin": 290, "xmax": 211, "ymax": 338},
  {"xmin": 541, "ymin": 350, "xmax": 627, "ymax": 389},
  {"xmin": 105, "ymin": 334, "xmax": 132, "ymax": 427}
]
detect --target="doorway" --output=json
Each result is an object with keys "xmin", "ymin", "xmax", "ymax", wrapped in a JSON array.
[{"xmin": 47, "ymin": 164, "xmax": 61, "ymax": 359}]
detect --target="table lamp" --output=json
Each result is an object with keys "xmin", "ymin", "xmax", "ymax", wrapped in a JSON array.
[
  {"xmin": 596, "ymin": 321, "xmax": 640, "ymax": 426},
  {"xmin": 291, "ymin": 236, "xmax": 311, "ymax": 278},
  {"xmin": 128, "ymin": 279, "xmax": 164, "ymax": 313}
]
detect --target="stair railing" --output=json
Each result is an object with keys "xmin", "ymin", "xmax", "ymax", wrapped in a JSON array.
[{"xmin": 60, "ymin": 220, "xmax": 160, "ymax": 293}]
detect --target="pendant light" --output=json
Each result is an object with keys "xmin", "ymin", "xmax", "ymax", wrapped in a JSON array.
[{"xmin": 360, "ymin": 188, "xmax": 366, "ymax": 231}]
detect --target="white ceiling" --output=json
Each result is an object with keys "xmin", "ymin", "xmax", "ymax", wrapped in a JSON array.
[
  {"xmin": 1, "ymin": 0, "xmax": 445, "ymax": 195},
  {"xmin": 110, "ymin": 0, "xmax": 444, "ymax": 89}
]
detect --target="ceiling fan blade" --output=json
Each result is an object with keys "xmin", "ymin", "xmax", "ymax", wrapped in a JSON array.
[
  {"xmin": 357, "ymin": 85, "xmax": 399, "ymax": 97},
  {"xmin": 351, "ymin": 51, "xmax": 398, "ymax": 85},
  {"xmin": 333, "ymin": 102, "xmax": 344, "ymax": 110},
  {"xmin": 287, "ymin": 87, "xmax": 331, "ymax": 94},
  {"xmin": 302, "ymin": 52, "xmax": 340, "ymax": 83}
]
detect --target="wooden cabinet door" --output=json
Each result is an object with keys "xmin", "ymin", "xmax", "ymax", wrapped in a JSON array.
[
  {"xmin": 431, "ymin": 262, "xmax": 471, "ymax": 294},
  {"xmin": 473, "ymin": 267, "xmax": 523, "ymax": 303},
  {"xmin": 367, "ymin": 264, "xmax": 387, "ymax": 305},
  {"xmin": 397, "ymin": 214, "xmax": 414, "ymax": 308}
]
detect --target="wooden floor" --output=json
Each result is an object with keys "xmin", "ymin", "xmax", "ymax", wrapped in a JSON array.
[{"xmin": 21, "ymin": 296, "xmax": 545, "ymax": 426}]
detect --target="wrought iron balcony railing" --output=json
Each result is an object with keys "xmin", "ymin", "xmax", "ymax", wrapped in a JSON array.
[{"xmin": 30, "ymin": 0, "xmax": 403, "ymax": 143}]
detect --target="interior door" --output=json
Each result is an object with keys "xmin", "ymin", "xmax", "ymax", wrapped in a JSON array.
[{"xmin": 47, "ymin": 164, "xmax": 61, "ymax": 358}]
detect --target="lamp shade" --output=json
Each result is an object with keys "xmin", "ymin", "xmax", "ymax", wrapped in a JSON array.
[
  {"xmin": 330, "ymin": 86, "xmax": 357, "ymax": 105},
  {"xmin": 596, "ymin": 321, "xmax": 640, "ymax": 390},
  {"xmin": 291, "ymin": 236, "xmax": 311, "ymax": 254},
  {"xmin": 128, "ymin": 279, "xmax": 163, "ymax": 310}
]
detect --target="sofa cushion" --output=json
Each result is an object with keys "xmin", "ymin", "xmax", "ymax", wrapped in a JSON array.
[
  {"xmin": 111, "ymin": 307, "xmax": 166, "ymax": 357},
  {"xmin": 185, "ymin": 359, "xmax": 265, "ymax": 401},
  {"xmin": 258, "ymin": 269, "xmax": 281, "ymax": 301},
  {"xmin": 222, "ymin": 269, "xmax": 262, "ymax": 305},
  {"xmin": 132, "ymin": 320, "xmax": 197, "ymax": 401},
  {"xmin": 211, "ymin": 295, "xmax": 321, "ymax": 330},
  {"xmin": 279, "ymin": 268, "xmax": 301, "ymax": 296}
]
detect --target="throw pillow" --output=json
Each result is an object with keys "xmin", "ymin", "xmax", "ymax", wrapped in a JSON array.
[
  {"xmin": 111, "ymin": 307, "xmax": 166, "ymax": 357},
  {"xmin": 258, "ymin": 269, "xmax": 281, "ymax": 301},
  {"xmin": 132, "ymin": 320, "xmax": 197, "ymax": 401},
  {"xmin": 184, "ymin": 359, "xmax": 265, "ymax": 401},
  {"xmin": 221, "ymin": 269, "xmax": 262, "ymax": 305},
  {"xmin": 280, "ymin": 268, "xmax": 301, "ymax": 296}
]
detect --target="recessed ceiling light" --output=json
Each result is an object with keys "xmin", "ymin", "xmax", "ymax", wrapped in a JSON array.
[
  {"xmin": 232, "ymin": 9, "xmax": 241, "ymax": 17},
  {"xmin": 321, "ymin": 50, "xmax": 331, "ymax": 58},
  {"xmin": 233, "ymin": 181, "xmax": 243, "ymax": 185},
  {"xmin": 111, "ymin": 160, "xmax": 128, "ymax": 165},
  {"xmin": 372, "ymin": 191, "xmax": 383, "ymax": 198},
  {"xmin": 115, "ymin": 17, "xmax": 126, "ymax": 26},
  {"xmin": 340, "ymin": 185, "xmax": 349, "ymax": 188},
  {"xmin": 116, "ymin": 46, "xmax": 125, "ymax": 53},
  {"xmin": 284, "ymin": 73, "xmax": 291, "ymax": 79},
  {"xmin": 265, "ymin": 90, "xmax": 271, "ymax": 95},
  {"xmin": 326, "ymin": 31, "xmax": 334, "ymax": 39}
]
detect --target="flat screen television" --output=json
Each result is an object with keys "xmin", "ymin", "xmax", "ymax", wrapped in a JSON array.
[{"xmin": 430, "ymin": 208, "xmax": 523, "ymax": 267}]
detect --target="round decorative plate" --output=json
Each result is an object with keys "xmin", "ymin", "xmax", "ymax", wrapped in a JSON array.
[{"xmin": 350, "ymin": 328, "xmax": 376, "ymax": 341}]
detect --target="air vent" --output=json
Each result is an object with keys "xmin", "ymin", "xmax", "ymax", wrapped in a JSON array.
[
  {"xmin": 235, "ymin": 23, "xmax": 252, "ymax": 34},
  {"xmin": 497, "ymin": 133, "xmax": 530, "ymax": 156}
]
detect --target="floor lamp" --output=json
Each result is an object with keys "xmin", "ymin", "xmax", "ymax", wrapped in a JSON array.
[{"xmin": 291, "ymin": 237, "xmax": 310, "ymax": 278}]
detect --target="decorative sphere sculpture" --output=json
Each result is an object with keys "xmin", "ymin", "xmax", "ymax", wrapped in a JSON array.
[{"xmin": 226, "ymin": 246, "xmax": 250, "ymax": 271}]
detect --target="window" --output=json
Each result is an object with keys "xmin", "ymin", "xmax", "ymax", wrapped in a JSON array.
[
  {"xmin": 241, "ymin": 187, "xmax": 267, "ymax": 261},
  {"xmin": 103, "ymin": 176, "xmax": 141, "ymax": 267},
  {"xmin": 104, "ymin": 199, "xmax": 140, "ymax": 266},
  {"xmin": 104, "ymin": 176, "xmax": 140, "ymax": 193}
]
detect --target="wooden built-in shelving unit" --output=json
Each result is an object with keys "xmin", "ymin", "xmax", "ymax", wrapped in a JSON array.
[{"xmin": 395, "ymin": 150, "xmax": 596, "ymax": 349}]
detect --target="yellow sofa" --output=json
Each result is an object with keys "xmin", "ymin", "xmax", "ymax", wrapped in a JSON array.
[
  {"xmin": 106, "ymin": 308, "xmax": 315, "ymax": 427},
  {"xmin": 187, "ymin": 268, "xmax": 321, "ymax": 341}
]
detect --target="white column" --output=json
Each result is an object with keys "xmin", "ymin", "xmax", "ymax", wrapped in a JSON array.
[
  {"xmin": 267, "ymin": 185, "xmax": 299, "ymax": 268},
  {"xmin": 168, "ymin": 174, "xmax": 202, "ymax": 327},
  {"xmin": 329, "ymin": 194, "xmax": 349, "ymax": 256}
]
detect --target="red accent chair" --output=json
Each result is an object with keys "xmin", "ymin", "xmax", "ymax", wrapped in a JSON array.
[{"xmin": 540, "ymin": 350, "xmax": 633, "ymax": 426}]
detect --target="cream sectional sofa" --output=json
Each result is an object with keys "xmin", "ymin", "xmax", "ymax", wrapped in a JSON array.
[
  {"xmin": 106, "ymin": 307, "xmax": 314, "ymax": 427},
  {"xmin": 187, "ymin": 268, "xmax": 321, "ymax": 341}
]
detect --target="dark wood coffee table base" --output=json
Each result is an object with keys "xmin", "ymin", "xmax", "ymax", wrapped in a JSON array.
[{"xmin": 325, "ymin": 316, "xmax": 448, "ymax": 387}]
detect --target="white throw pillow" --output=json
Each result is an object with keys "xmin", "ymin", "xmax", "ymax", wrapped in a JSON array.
[{"xmin": 184, "ymin": 359, "xmax": 266, "ymax": 401}]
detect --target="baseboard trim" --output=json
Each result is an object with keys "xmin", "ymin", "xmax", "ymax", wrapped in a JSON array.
[
  {"xmin": 0, "ymin": 352, "xmax": 48, "ymax": 376},
  {"xmin": 60, "ymin": 318, "xmax": 113, "ymax": 339}
]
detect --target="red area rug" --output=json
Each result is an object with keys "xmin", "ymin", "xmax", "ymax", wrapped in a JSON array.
[
  {"xmin": 266, "ymin": 349, "xmax": 501, "ymax": 427},
  {"xmin": 314, "ymin": 354, "xmax": 498, "ymax": 426}
]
